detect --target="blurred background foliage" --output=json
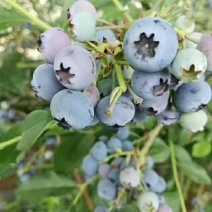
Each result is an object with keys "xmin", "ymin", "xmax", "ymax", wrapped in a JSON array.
[{"xmin": 0, "ymin": 0, "xmax": 212, "ymax": 212}]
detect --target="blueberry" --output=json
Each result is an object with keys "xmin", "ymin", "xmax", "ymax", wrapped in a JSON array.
[
  {"xmin": 116, "ymin": 126, "xmax": 130, "ymax": 140},
  {"xmin": 85, "ymin": 85, "xmax": 100, "ymax": 107},
  {"xmin": 38, "ymin": 28, "xmax": 71, "ymax": 64},
  {"xmin": 179, "ymin": 110, "xmax": 208, "ymax": 133},
  {"xmin": 124, "ymin": 17, "xmax": 178, "ymax": 72},
  {"xmin": 90, "ymin": 141, "xmax": 108, "ymax": 161},
  {"xmin": 50, "ymin": 89, "xmax": 94, "ymax": 130},
  {"xmin": 71, "ymin": 12, "xmax": 96, "ymax": 42},
  {"xmin": 94, "ymin": 30, "xmax": 116, "ymax": 42},
  {"xmin": 107, "ymin": 168, "xmax": 120, "ymax": 182},
  {"xmin": 119, "ymin": 167, "xmax": 140, "ymax": 188},
  {"xmin": 197, "ymin": 34, "xmax": 212, "ymax": 72},
  {"xmin": 156, "ymin": 204, "xmax": 173, "ymax": 212},
  {"xmin": 138, "ymin": 91, "xmax": 170, "ymax": 115},
  {"xmin": 19, "ymin": 173, "xmax": 31, "ymax": 183},
  {"xmin": 111, "ymin": 157, "xmax": 125, "ymax": 166},
  {"xmin": 174, "ymin": 81, "xmax": 211, "ymax": 112},
  {"xmin": 54, "ymin": 45, "xmax": 96, "ymax": 90},
  {"xmin": 171, "ymin": 48, "xmax": 207, "ymax": 82},
  {"xmin": 97, "ymin": 179, "xmax": 116, "ymax": 201},
  {"xmin": 98, "ymin": 163, "xmax": 111, "ymax": 178},
  {"xmin": 96, "ymin": 95, "xmax": 135, "ymax": 127},
  {"xmin": 31, "ymin": 64, "xmax": 64, "ymax": 101},
  {"xmin": 122, "ymin": 141, "xmax": 134, "ymax": 151},
  {"xmin": 107, "ymin": 138, "xmax": 122, "ymax": 154},
  {"xmin": 67, "ymin": 0, "xmax": 97, "ymax": 22},
  {"xmin": 156, "ymin": 109, "xmax": 180, "ymax": 125},
  {"xmin": 137, "ymin": 191, "xmax": 159, "ymax": 212},
  {"xmin": 151, "ymin": 176, "xmax": 166, "ymax": 193},
  {"xmin": 144, "ymin": 170, "xmax": 159, "ymax": 189},
  {"xmin": 132, "ymin": 109, "xmax": 150, "ymax": 124},
  {"xmin": 88, "ymin": 114, "xmax": 99, "ymax": 127},
  {"xmin": 131, "ymin": 68, "xmax": 171, "ymax": 99},
  {"xmin": 82, "ymin": 155, "xmax": 98, "ymax": 176}
]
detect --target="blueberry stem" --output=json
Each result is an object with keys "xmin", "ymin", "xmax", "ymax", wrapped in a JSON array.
[
  {"xmin": 3, "ymin": 0, "xmax": 52, "ymax": 30},
  {"xmin": 114, "ymin": 63, "xmax": 127, "ymax": 92},
  {"xmin": 112, "ymin": 0, "xmax": 133, "ymax": 22},
  {"xmin": 0, "ymin": 136, "xmax": 22, "ymax": 150},
  {"xmin": 106, "ymin": 88, "xmax": 123, "ymax": 115},
  {"xmin": 72, "ymin": 173, "xmax": 98, "ymax": 208},
  {"xmin": 127, "ymin": 84, "xmax": 143, "ymax": 105},
  {"xmin": 73, "ymin": 170, "xmax": 94, "ymax": 211},
  {"xmin": 136, "ymin": 124, "xmax": 164, "ymax": 169},
  {"xmin": 169, "ymin": 139, "xmax": 187, "ymax": 212},
  {"xmin": 104, "ymin": 151, "xmax": 134, "ymax": 163}
]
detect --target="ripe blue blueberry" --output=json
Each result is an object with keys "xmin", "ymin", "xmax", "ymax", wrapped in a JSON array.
[
  {"xmin": 94, "ymin": 30, "xmax": 116, "ymax": 42},
  {"xmin": 138, "ymin": 91, "xmax": 170, "ymax": 115},
  {"xmin": 90, "ymin": 141, "xmax": 108, "ymax": 161},
  {"xmin": 50, "ymin": 89, "xmax": 94, "ymax": 130},
  {"xmin": 122, "ymin": 141, "xmax": 134, "ymax": 151},
  {"xmin": 132, "ymin": 109, "xmax": 150, "ymax": 124},
  {"xmin": 131, "ymin": 68, "xmax": 171, "ymax": 99},
  {"xmin": 144, "ymin": 170, "xmax": 159, "ymax": 189},
  {"xmin": 124, "ymin": 17, "xmax": 178, "ymax": 72},
  {"xmin": 54, "ymin": 45, "xmax": 96, "ymax": 90},
  {"xmin": 151, "ymin": 176, "xmax": 167, "ymax": 193},
  {"xmin": 38, "ymin": 28, "xmax": 71, "ymax": 64},
  {"xmin": 107, "ymin": 137, "xmax": 122, "ymax": 154},
  {"xmin": 97, "ymin": 179, "xmax": 116, "ymax": 201},
  {"xmin": 116, "ymin": 126, "xmax": 130, "ymax": 140},
  {"xmin": 96, "ymin": 95, "xmax": 135, "ymax": 127},
  {"xmin": 174, "ymin": 81, "xmax": 211, "ymax": 112},
  {"xmin": 31, "ymin": 64, "xmax": 64, "ymax": 101},
  {"xmin": 82, "ymin": 155, "xmax": 98, "ymax": 176},
  {"xmin": 98, "ymin": 163, "xmax": 111, "ymax": 178},
  {"xmin": 156, "ymin": 109, "xmax": 180, "ymax": 125}
]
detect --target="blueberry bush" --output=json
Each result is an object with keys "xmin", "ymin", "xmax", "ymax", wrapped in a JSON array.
[{"xmin": 0, "ymin": 0, "xmax": 212, "ymax": 211}]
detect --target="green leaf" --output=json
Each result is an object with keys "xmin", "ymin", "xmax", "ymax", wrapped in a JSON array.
[
  {"xmin": 178, "ymin": 161, "xmax": 211, "ymax": 185},
  {"xmin": 16, "ymin": 171, "xmax": 77, "ymax": 203},
  {"xmin": 149, "ymin": 138, "xmax": 170, "ymax": 163},
  {"xmin": 164, "ymin": 191, "xmax": 181, "ymax": 212},
  {"xmin": 175, "ymin": 145, "xmax": 192, "ymax": 162},
  {"xmin": 54, "ymin": 134, "xmax": 95, "ymax": 175},
  {"xmin": 17, "ymin": 111, "xmax": 53, "ymax": 152},
  {"xmin": 0, "ymin": 52, "xmax": 27, "ymax": 96},
  {"xmin": 192, "ymin": 141, "xmax": 211, "ymax": 158},
  {"xmin": 97, "ymin": 78, "xmax": 112, "ymax": 96},
  {"xmin": 0, "ymin": 8, "xmax": 27, "ymax": 30}
]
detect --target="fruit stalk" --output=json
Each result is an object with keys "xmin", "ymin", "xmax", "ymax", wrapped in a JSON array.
[
  {"xmin": 169, "ymin": 139, "xmax": 187, "ymax": 212},
  {"xmin": 136, "ymin": 124, "xmax": 164, "ymax": 169},
  {"xmin": 3, "ymin": 0, "xmax": 51, "ymax": 30}
]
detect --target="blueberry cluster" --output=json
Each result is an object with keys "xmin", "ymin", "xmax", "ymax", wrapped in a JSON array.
[
  {"xmin": 17, "ymin": 137, "xmax": 58, "ymax": 183},
  {"xmin": 123, "ymin": 18, "xmax": 212, "ymax": 132},
  {"xmin": 31, "ymin": 0, "xmax": 212, "ymax": 133},
  {"xmin": 82, "ymin": 127, "xmax": 172, "ymax": 212}
]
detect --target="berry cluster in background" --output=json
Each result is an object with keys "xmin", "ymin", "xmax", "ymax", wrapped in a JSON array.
[
  {"xmin": 31, "ymin": 0, "xmax": 212, "ymax": 134},
  {"xmin": 82, "ymin": 126, "xmax": 172, "ymax": 212}
]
